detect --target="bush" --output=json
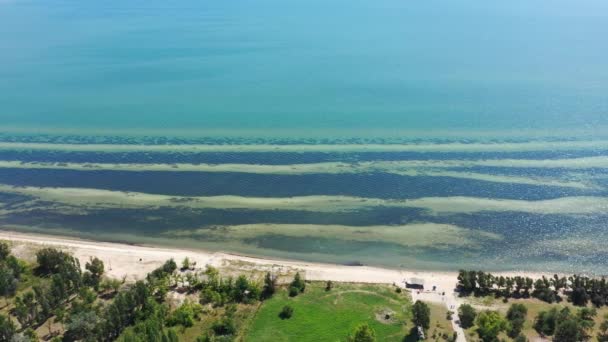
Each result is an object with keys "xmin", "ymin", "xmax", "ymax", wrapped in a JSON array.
[
  {"xmin": 289, "ymin": 286, "xmax": 300, "ymax": 297},
  {"xmin": 279, "ymin": 305, "xmax": 294, "ymax": 319},
  {"xmin": 347, "ymin": 324, "xmax": 376, "ymax": 342},
  {"xmin": 166, "ymin": 301, "xmax": 203, "ymax": 328},
  {"xmin": 458, "ymin": 304, "xmax": 477, "ymax": 329},
  {"xmin": 212, "ymin": 317, "xmax": 236, "ymax": 336}
]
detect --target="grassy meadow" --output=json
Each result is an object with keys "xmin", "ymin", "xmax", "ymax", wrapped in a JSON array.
[{"xmin": 244, "ymin": 282, "xmax": 455, "ymax": 342}]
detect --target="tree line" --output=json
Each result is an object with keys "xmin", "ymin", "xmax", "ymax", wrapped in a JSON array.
[{"xmin": 457, "ymin": 270, "xmax": 608, "ymax": 307}]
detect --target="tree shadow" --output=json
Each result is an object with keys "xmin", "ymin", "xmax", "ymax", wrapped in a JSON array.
[{"xmin": 402, "ymin": 327, "xmax": 419, "ymax": 342}]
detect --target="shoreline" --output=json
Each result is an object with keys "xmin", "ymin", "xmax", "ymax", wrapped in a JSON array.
[
  {"xmin": 0, "ymin": 229, "xmax": 564, "ymax": 342},
  {"xmin": 0, "ymin": 229, "xmax": 549, "ymax": 284}
]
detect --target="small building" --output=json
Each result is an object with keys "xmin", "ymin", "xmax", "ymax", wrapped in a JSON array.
[{"xmin": 406, "ymin": 277, "xmax": 425, "ymax": 290}]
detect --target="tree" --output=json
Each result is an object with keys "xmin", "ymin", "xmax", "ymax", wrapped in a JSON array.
[
  {"xmin": 476, "ymin": 311, "xmax": 506, "ymax": 342},
  {"xmin": 181, "ymin": 257, "xmax": 191, "ymax": 271},
  {"xmin": 84, "ymin": 257, "xmax": 104, "ymax": 290},
  {"xmin": 166, "ymin": 301, "xmax": 203, "ymax": 328},
  {"xmin": 279, "ymin": 305, "xmax": 294, "ymax": 319},
  {"xmin": 412, "ymin": 300, "xmax": 431, "ymax": 330},
  {"xmin": 64, "ymin": 311, "xmax": 99, "ymax": 341},
  {"xmin": 506, "ymin": 303, "xmax": 528, "ymax": 338},
  {"xmin": 0, "ymin": 243, "xmax": 10, "ymax": 261},
  {"xmin": 0, "ymin": 265, "xmax": 17, "ymax": 306},
  {"xmin": 290, "ymin": 272, "xmax": 305, "ymax": 294},
  {"xmin": 0, "ymin": 314, "xmax": 15, "ymax": 342},
  {"xmin": 554, "ymin": 319, "xmax": 582, "ymax": 342},
  {"xmin": 14, "ymin": 291, "xmax": 37, "ymax": 327},
  {"xmin": 458, "ymin": 304, "xmax": 476, "ymax": 329},
  {"xmin": 534, "ymin": 307, "xmax": 559, "ymax": 336},
  {"xmin": 598, "ymin": 315, "xmax": 608, "ymax": 342},
  {"xmin": 262, "ymin": 272, "xmax": 276, "ymax": 299},
  {"xmin": 54, "ymin": 308, "xmax": 66, "ymax": 333},
  {"xmin": 347, "ymin": 324, "xmax": 376, "ymax": 342},
  {"xmin": 326, "ymin": 281, "xmax": 333, "ymax": 291},
  {"xmin": 571, "ymin": 287, "xmax": 589, "ymax": 306}
]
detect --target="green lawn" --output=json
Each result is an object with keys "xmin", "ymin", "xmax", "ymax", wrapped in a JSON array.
[{"xmin": 246, "ymin": 282, "xmax": 413, "ymax": 342}]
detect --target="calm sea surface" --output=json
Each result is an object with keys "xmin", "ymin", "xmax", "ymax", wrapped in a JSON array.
[{"xmin": 0, "ymin": 0, "xmax": 607, "ymax": 273}]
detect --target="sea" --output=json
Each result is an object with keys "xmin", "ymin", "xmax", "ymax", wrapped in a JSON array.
[{"xmin": 0, "ymin": 0, "xmax": 607, "ymax": 274}]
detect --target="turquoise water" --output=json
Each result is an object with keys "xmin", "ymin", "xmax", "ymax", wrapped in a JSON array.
[
  {"xmin": 1, "ymin": 0, "xmax": 607, "ymax": 133},
  {"xmin": 1, "ymin": 0, "xmax": 608, "ymax": 274}
]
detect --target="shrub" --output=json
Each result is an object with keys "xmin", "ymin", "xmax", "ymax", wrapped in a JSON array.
[
  {"xmin": 279, "ymin": 305, "xmax": 294, "ymax": 319},
  {"xmin": 458, "ymin": 304, "xmax": 476, "ymax": 329},
  {"xmin": 347, "ymin": 324, "xmax": 376, "ymax": 342},
  {"xmin": 289, "ymin": 286, "xmax": 299, "ymax": 297},
  {"xmin": 212, "ymin": 317, "xmax": 236, "ymax": 336}
]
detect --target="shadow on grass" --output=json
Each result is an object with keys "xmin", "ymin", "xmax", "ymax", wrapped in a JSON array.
[{"xmin": 402, "ymin": 327, "xmax": 419, "ymax": 342}]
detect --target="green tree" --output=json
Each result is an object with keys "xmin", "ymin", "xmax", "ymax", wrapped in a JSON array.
[
  {"xmin": 84, "ymin": 257, "xmax": 104, "ymax": 290},
  {"xmin": 64, "ymin": 311, "xmax": 99, "ymax": 341},
  {"xmin": 347, "ymin": 324, "xmax": 376, "ymax": 342},
  {"xmin": 0, "ymin": 314, "xmax": 15, "ymax": 342},
  {"xmin": 181, "ymin": 257, "xmax": 191, "ymax": 271},
  {"xmin": 571, "ymin": 287, "xmax": 589, "ymax": 306},
  {"xmin": 598, "ymin": 315, "xmax": 608, "ymax": 342},
  {"xmin": 0, "ymin": 265, "xmax": 17, "ymax": 306},
  {"xmin": 261, "ymin": 272, "xmax": 276, "ymax": 299},
  {"xmin": 534, "ymin": 307, "xmax": 559, "ymax": 336},
  {"xmin": 412, "ymin": 300, "xmax": 431, "ymax": 330},
  {"xmin": 554, "ymin": 319, "xmax": 582, "ymax": 342},
  {"xmin": 476, "ymin": 311, "xmax": 506, "ymax": 342},
  {"xmin": 14, "ymin": 291, "xmax": 37, "ymax": 326},
  {"xmin": 290, "ymin": 272, "xmax": 306, "ymax": 294},
  {"xmin": 458, "ymin": 304, "xmax": 476, "ymax": 329},
  {"xmin": 0, "ymin": 243, "xmax": 10, "ymax": 261},
  {"xmin": 506, "ymin": 303, "xmax": 528, "ymax": 338},
  {"xmin": 166, "ymin": 301, "xmax": 203, "ymax": 328}
]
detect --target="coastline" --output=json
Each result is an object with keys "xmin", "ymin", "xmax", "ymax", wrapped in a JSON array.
[
  {"xmin": 0, "ymin": 229, "xmax": 548, "ymax": 285},
  {"xmin": 0, "ymin": 229, "xmax": 562, "ymax": 341}
]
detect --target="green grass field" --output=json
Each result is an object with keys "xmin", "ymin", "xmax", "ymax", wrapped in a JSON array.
[{"xmin": 246, "ymin": 282, "xmax": 414, "ymax": 341}]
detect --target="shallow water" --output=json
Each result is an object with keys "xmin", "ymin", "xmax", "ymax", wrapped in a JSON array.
[{"xmin": 0, "ymin": 0, "xmax": 607, "ymax": 273}]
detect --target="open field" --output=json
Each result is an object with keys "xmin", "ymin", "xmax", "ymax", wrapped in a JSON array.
[{"xmin": 246, "ymin": 282, "xmax": 414, "ymax": 341}]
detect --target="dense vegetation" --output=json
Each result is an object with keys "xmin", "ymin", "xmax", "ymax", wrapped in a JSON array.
[
  {"xmin": 0, "ymin": 242, "xmax": 272, "ymax": 341},
  {"xmin": 457, "ymin": 270, "xmax": 608, "ymax": 307},
  {"xmin": 458, "ymin": 295, "xmax": 608, "ymax": 342}
]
